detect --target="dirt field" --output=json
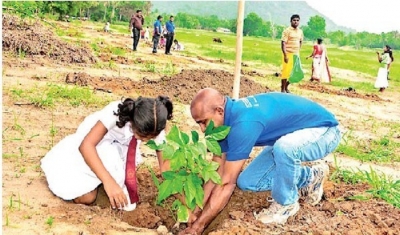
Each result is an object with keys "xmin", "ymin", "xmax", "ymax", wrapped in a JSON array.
[{"xmin": 2, "ymin": 16, "xmax": 400, "ymax": 235}]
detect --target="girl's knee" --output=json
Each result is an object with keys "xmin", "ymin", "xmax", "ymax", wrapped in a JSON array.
[{"xmin": 73, "ymin": 189, "xmax": 98, "ymax": 205}]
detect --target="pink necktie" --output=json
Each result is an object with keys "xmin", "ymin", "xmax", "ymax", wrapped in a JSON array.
[{"xmin": 125, "ymin": 136, "xmax": 139, "ymax": 203}]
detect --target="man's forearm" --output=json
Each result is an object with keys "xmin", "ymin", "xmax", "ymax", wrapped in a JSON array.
[
  {"xmin": 191, "ymin": 183, "xmax": 236, "ymax": 231},
  {"xmin": 281, "ymin": 42, "xmax": 287, "ymax": 56}
]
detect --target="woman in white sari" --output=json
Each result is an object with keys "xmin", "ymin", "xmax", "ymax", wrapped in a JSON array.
[
  {"xmin": 307, "ymin": 38, "xmax": 331, "ymax": 83},
  {"xmin": 375, "ymin": 45, "xmax": 394, "ymax": 92}
]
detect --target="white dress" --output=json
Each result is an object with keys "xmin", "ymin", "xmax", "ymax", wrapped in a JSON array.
[
  {"xmin": 374, "ymin": 53, "xmax": 390, "ymax": 88},
  {"xmin": 40, "ymin": 101, "xmax": 165, "ymax": 210}
]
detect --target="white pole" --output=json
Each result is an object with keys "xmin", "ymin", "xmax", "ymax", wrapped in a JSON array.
[{"xmin": 232, "ymin": 0, "xmax": 245, "ymax": 99}]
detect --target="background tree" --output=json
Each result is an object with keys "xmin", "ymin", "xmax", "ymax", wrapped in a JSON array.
[
  {"xmin": 303, "ymin": 15, "xmax": 327, "ymax": 40},
  {"xmin": 243, "ymin": 12, "xmax": 263, "ymax": 36}
]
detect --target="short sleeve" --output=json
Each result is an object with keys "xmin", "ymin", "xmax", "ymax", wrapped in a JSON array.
[
  {"xmin": 281, "ymin": 28, "xmax": 289, "ymax": 42},
  {"xmin": 154, "ymin": 130, "xmax": 166, "ymax": 145},
  {"xmin": 99, "ymin": 101, "xmax": 120, "ymax": 130}
]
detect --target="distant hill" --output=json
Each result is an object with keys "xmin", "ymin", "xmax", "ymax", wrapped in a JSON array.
[{"xmin": 151, "ymin": 1, "xmax": 355, "ymax": 33}]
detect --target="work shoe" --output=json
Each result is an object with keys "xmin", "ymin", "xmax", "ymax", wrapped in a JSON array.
[
  {"xmin": 253, "ymin": 201, "xmax": 300, "ymax": 224},
  {"xmin": 300, "ymin": 163, "xmax": 329, "ymax": 205}
]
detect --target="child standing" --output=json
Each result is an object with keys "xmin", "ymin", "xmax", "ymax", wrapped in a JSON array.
[{"xmin": 41, "ymin": 96, "xmax": 173, "ymax": 211}]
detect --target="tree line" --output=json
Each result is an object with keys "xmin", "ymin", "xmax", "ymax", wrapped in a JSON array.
[{"xmin": 3, "ymin": 1, "xmax": 399, "ymax": 49}]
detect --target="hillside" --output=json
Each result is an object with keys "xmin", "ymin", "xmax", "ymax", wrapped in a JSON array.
[{"xmin": 151, "ymin": 1, "xmax": 354, "ymax": 33}]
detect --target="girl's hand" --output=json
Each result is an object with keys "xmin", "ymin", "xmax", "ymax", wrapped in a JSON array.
[{"xmin": 104, "ymin": 180, "xmax": 128, "ymax": 209}]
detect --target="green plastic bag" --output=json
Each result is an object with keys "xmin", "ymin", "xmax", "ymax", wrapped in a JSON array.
[{"xmin": 289, "ymin": 54, "xmax": 305, "ymax": 83}]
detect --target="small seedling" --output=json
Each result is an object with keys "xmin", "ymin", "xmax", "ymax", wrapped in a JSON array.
[
  {"xmin": 147, "ymin": 121, "xmax": 230, "ymax": 222},
  {"xmin": 45, "ymin": 216, "xmax": 54, "ymax": 226}
]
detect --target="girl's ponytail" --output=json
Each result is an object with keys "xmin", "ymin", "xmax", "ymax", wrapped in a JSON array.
[
  {"xmin": 157, "ymin": 95, "xmax": 173, "ymax": 120},
  {"xmin": 115, "ymin": 98, "xmax": 135, "ymax": 128}
]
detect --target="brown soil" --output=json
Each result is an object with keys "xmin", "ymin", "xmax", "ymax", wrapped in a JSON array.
[
  {"xmin": 2, "ymin": 15, "xmax": 400, "ymax": 235},
  {"xmin": 97, "ymin": 167, "xmax": 400, "ymax": 235},
  {"xmin": 299, "ymin": 82, "xmax": 384, "ymax": 102},
  {"xmin": 2, "ymin": 14, "xmax": 96, "ymax": 64},
  {"xmin": 64, "ymin": 69, "xmax": 271, "ymax": 104}
]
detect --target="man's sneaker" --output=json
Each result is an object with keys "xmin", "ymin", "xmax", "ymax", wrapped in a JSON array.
[
  {"xmin": 300, "ymin": 163, "xmax": 329, "ymax": 205},
  {"xmin": 253, "ymin": 201, "xmax": 300, "ymax": 224}
]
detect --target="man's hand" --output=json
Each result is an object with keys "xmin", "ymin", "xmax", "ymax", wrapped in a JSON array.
[
  {"xmin": 178, "ymin": 224, "xmax": 204, "ymax": 235},
  {"xmin": 188, "ymin": 207, "xmax": 202, "ymax": 226}
]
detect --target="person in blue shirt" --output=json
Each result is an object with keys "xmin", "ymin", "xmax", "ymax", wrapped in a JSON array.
[
  {"xmin": 181, "ymin": 88, "xmax": 341, "ymax": 234},
  {"xmin": 164, "ymin": 15, "xmax": 175, "ymax": 55},
  {"xmin": 152, "ymin": 15, "xmax": 163, "ymax": 54}
]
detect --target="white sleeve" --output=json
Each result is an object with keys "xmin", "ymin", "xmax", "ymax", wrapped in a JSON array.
[
  {"xmin": 153, "ymin": 130, "xmax": 166, "ymax": 145},
  {"xmin": 99, "ymin": 101, "xmax": 120, "ymax": 130}
]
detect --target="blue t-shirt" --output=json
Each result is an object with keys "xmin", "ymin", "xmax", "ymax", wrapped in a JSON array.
[
  {"xmin": 153, "ymin": 20, "xmax": 162, "ymax": 35},
  {"xmin": 166, "ymin": 20, "xmax": 175, "ymax": 33},
  {"xmin": 219, "ymin": 93, "xmax": 339, "ymax": 161}
]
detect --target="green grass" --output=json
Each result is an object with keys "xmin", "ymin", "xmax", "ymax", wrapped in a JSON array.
[
  {"xmin": 174, "ymin": 28, "xmax": 400, "ymax": 92},
  {"xmin": 330, "ymin": 156, "xmax": 400, "ymax": 208},
  {"xmin": 7, "ymin": 83, "xmax": 112, "ymax": 108},
  {"xmin": 336, "ymin": 126, "xmax": 400, "ymax": 163}
]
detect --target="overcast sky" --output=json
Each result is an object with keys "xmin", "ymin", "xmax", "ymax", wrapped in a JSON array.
[{"xmin": 305, "ymin": 0, "xmax": 399, "ymax": 33}]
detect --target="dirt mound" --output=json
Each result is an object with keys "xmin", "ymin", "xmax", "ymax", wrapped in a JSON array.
[
  {"xmin": 2, "ymin": 14, "xmax": 96, "ymax": 64},
  {"xmin": 65, "ymin": 69, "xmax": 271, "ymax": 104},
  {"xmin": 93, "ymin": 167, "xmax": 400, "ymax": 234},
  {"xmin": 300, "ymin": 82, "xmax": 384, "ymax": 101}
]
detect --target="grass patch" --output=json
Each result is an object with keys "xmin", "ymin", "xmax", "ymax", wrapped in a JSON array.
[
  {"xmin": 329, "ymin": 79, "xmax": 377, "ymax": 93},
  {"xmin": 174, "ymin": 28, "xmax": 399, "ymax": 92},
  {"xmin": 8, "ymin": 83, "xmax": 111, "ymax": 108},
  {"xmin": 337, "ymin": 127, "xmax": 400, "ymax": 163},
  {"xmin": 330, "ymin": 156, "xmax": 400, "ymax": 208}
]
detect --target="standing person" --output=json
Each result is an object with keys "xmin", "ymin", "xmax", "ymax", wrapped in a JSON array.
[
  {"xmin": 144, "ymin": 26, "xmax": 150, "ymax": 43},
  {"xmin": 280, "ymin": 14, "xmax": 304, "ymax": 93},
  {"xmin": 165, "ymin": 15, "xmax": 175, "ymax": 55},
  {"xmin": 41, "ymin": 96, "xmax": 173, "ymax": 211},
  {"xmin": 180, "ymin": 88, "xmax": 340, "ymax": 234},
  {"xmin": 375, "ymin": 45, "xmax": 394, "ymax": 92},
  {"xmin": 152, "ymin": 15, "xmax": 163, "ymax": 54},
  {"xmin": 104, "ymin": 22, "xmax": 110, "ymax": 33},
  {"xmin": 307, "ymin": 38, "xmax": 331, "ymax": 83},
  {"xmin": 129, "ymin": 10, "xmax": 144, "ymax": 51}
]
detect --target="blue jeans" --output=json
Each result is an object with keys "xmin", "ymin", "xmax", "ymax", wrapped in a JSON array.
[
  {"xmin": 237, "ymin": 126, "xmax": 341, "ymax": 206},
  {"xmin": 152, "ymin": 35, "xmax": 160, "ymax": 53}
]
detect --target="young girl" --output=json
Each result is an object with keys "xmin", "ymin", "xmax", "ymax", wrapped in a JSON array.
[
  {"xmin": 375, "ymin": 45, "xmax": 394, "ymax": 92},
  {"xmin": 41, "ymin": 96, "xmax": 173, "ymax": 211}
]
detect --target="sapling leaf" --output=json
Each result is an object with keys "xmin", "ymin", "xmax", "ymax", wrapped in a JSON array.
[
  {"xmin": 191, "ymin": 131, "xmax": 199, "ymax": 143},
  {"xmin": 147, "ymin": 166, "xmax": 160, "ymax": 189},
  {"xmin": 162, "ymin": 145, "xmax": 175, "ymax": 160},
  {"xmin": 146, "ymin": 140, "xmax": 165, "ymax": 151},
  {"xmin": 204, "ymin": 120, "xmax": 215, "ymax": 136},
  {"xmin": 206, "ymin": 139, "xmax": 222, "ymax": 156},
  {"xmin": 170, "ymin": 148, "xmax": 187, "ymax": 171},
  {"xmin": 162, "ymin": 171, "xmax": 176, "ymax": 180},
  {"xmin": 186, "ymin": 148, "xmax": 195, "ymax": 169},
  {"xmin": 181, "ymin": 131, "xmax": 190, "ymax": 145},
  {"xmin": 167, "ymin": 125, "xmax": 184, "ymax": 146},
  {"xmin": 158, "ymin": 179, "xmax": 179, "ymax": 204},
  {"xmin": 172, "ymin": 200, "xmax": 189, "ymax": 223},
  {"xmin": 208, "ymin": 126, "xmax": 230, "ymax": 141}
]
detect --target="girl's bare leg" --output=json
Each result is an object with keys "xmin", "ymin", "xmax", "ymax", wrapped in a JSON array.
[{"xmin": 73, "ymin": 188, "xmax": 98, "ymax": 205}]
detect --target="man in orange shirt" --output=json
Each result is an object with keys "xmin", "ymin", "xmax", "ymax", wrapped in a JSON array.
[{"xmin": 280, "ymin": 14, "xmax": 304, "ymax": 93}]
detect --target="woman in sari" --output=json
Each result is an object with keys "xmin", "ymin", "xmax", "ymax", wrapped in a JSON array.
[
  {"xmin": 375, "ymin": 45, "xmax": 394, "ymax": 92},
  {"xmin": 307, "ymin": 38, "xmax": 331, "ymax": 83}
]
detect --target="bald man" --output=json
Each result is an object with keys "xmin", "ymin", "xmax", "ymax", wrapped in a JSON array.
[{"xmin": 181, "ymin": 88, "xmax": 341, "ymax": 234}]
